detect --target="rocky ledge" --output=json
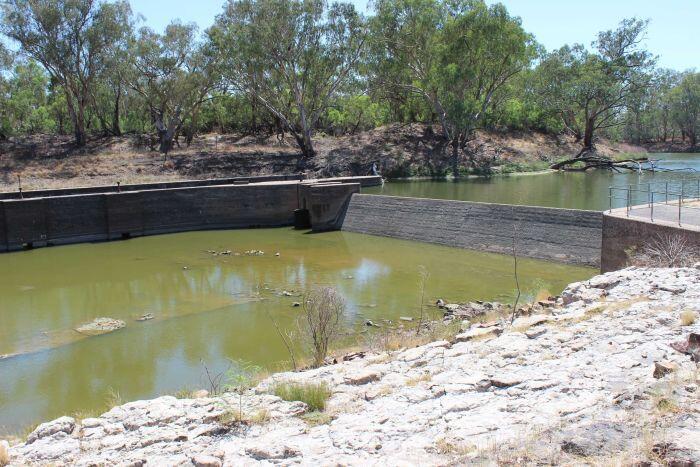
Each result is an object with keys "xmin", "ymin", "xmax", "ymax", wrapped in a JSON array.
[{"xmin": 5, "ymin": 267, "xmax": 700, "ymax": 466}]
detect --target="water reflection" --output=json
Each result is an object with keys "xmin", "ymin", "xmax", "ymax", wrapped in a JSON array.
[
  {"xmin": 1, "ymin": 225, "xmax": 593, "ymax": 433},
  {"xmin": 366, "ymin": 153, "xmax": 700, "ymax": 210}
]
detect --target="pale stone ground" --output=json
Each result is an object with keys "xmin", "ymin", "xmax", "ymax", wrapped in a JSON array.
[{"xmin": 5, "ymin": 267, "xmax": 700, "ymax": 466}]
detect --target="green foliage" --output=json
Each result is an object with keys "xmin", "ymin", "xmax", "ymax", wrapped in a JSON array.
[
  {"xmin": 0, "ymin": 0, "xmax": 693, "ymax": 154},
  {"xmin": 324, "ymin": 95, "xmax": 390, "ymax": 135},
  {"xmin": 209, "ymin": 0, "xmax": 366, "ymax": 156},
  {"xmin": 370, "ymin": 0, "xmax": 536, "ymax": 169},
  {"xmin": 534, "ymin": 19, "xmax": 655, "ymax": 149},
  {"xmin": 272, "ymin": 381, "xmax": 331, "ymax": 412},
  {"xmin": 668, "ymin": 72, "xmax": 700, "ymax": 147}
]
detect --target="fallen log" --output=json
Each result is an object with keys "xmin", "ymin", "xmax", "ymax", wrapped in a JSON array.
[{"xmin": 550, "ymin": 156, "xmax": 651, "ymax": 171}]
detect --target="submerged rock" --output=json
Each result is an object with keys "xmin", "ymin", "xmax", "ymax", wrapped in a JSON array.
[{"xmin": 74, "ymin": 318, "xmax": 126, "ymax": 336}]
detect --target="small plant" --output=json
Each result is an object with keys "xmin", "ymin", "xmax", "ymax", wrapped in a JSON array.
[
  {"xmin": 272, "ymin": 381, "xmax": 331, "ymax": 412},
  {"xmin": 300, "ymin": 411, "xmax": 333, "ymax": 426},
  {"xmin": 300, "ymin": 287, "xmax": 345, "ymax": 368},
  {"xmin": 200, "ymin": 359, "xmax": 233, "ymax": 395},
  {"xmin": 415, "ymin": 266, "xmax": 430, "ymax": 335},
  {"xmin": 105, "ymin": 387, "xmax": 122, "ymax": 408},
  {"xmin": 223, "ymin": 361, "xmax": 262, "ymax": 424},
  {"xmin": 680, "ymin": 310, "xmax": 696, "ymax": 326}
]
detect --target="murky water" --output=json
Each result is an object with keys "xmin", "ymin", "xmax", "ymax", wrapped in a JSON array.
[
  {"xmin": 0, "ymin": 228, "xmax": 594, "ymax": 433},
  {"xmin": 366, "ymin": 154, "xmax": 700, "ymax": 210}
]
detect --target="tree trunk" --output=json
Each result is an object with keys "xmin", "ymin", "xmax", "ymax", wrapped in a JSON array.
[
  {"xmin": 451, "ymin": 135, "xmax": 460, "ymax": 178},
  {"xmin": 581, "ymin": 117, "xmax": 595, "ymax": 154},
  {"xmin": 67, "ymin": 97, "xmax": 87, "ymax": 147},
  {"xmin": 112, "ymin": 84, "xmax": 122, "ymax": 136}
]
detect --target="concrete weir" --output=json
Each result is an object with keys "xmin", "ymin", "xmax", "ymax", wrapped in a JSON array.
[
  {"xmin": 340, "ymin": 194, "xmax": 603, "ymax": 267},
  {"xmin": 0, "ymin": 175, "xmax": 380, "ymax": 252}
]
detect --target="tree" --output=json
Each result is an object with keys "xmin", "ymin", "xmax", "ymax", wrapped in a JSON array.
[
  {"xmin": 669, "ymin": 72, "xmax": 700, "ymax": 147},
  {"xmin": 370, "ymin": 0, "xmax": 536, "ymax": 174},
  {"xmin": 129, "ymin": 22, "xmax": 218, "ymax": 153},
  {"xmin": 536, "ymin": 19, "xmax": 655, "ymax": 155},
  {"xmin": 0, "ymin": 42, "xmax": 13, "ymax": 139},
  {"xmin": 1, "ymin": 0, "xmax": 133, "ymax": 146},
  {"xmin": 209, "ymin": 0, "xmax": 366, "ymax": 159},
  {"xmin": 5, "ymin": 60, "xmax": 54, "ymax": 134}
]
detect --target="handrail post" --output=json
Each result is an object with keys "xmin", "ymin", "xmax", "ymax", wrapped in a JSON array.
[
  {"xmin": 627, "ymin": 185, "xmax": 631, "ymax": 216},
  {"xmin": 608, "ymin": 186, "xmax": 612, "ymax": 212},
  {"xmin": 650, "ymin": 190, "xmax": 654, "ymax": 222},
  {"xmin": 665, "ymin": 181, "xmax": 668, "ymax": 204},
  {"xmin": 679, "ymin": 183, "xmax": 683, "ymax": 226}
]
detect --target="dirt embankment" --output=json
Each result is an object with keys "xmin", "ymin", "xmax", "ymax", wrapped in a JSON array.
[{"xmin": 0, "ymin": 125, "xmax": 645, "ymax": 191}]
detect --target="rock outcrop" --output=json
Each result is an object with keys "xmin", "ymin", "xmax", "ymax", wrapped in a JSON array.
[{"xmin": 6, "ymin": 267, "xmax": 700, "ymax": 466}]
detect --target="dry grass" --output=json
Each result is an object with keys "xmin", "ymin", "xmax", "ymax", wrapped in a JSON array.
[
  {"xmin": 249, "ymin": 409, "xmax": 271, "ymax": 425},
  {"xmin": 680, "ymin": 309, "xmax": 697, "ymax": 326},
  {"xmin": 405, "ymin": 372, "xmax": 432, "ymax": 387},
  {"xmin": 299, "ymin": 411, "xmax": 334, "ymax": 426},
  {"xmin": 434, "ymin": 437, "xmax": 477, "ymax": 456},
  {"xmin": 0, "ymin": 440, "xmax": 9, "ymax": 467}
]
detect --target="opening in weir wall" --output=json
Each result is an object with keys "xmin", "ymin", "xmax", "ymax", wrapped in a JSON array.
[{"xmin": 340, "ymin": 194, "xmax": 603, "ymax": 267}]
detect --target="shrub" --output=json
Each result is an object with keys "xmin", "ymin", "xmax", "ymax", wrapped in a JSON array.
[
  {"xmin": 272, "ymin": 381, "xmax": 331, "ymax": 412},
  {"xmin": 680, "ymin": 310, "xmax": 697, "ymax": 326},
  {"xmin": 300, "ymin": 287, "xmax": 345, "ymax": 368},
  {"xmin": 630, "ymin": 233, "xmax": 700, "ymax": 268}
]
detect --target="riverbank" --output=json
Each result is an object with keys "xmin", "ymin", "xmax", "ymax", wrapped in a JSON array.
[
  {"xmin": 4, "ymin": 266, "xmax": 699, "ymax": 466},
  {"xmin": 0, "ymin": 125, "xmax": 645, "ymax": 191}
]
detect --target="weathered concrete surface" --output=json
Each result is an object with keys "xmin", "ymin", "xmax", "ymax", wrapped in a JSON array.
[
  {"xmin": 299, "ymin": 182, "xmax": 360, "ymax": 231},
  {"xmin": 0, "ymin": 175, "xmax": 383, "ymax": 201},
  {"xmin": 602, "ymin": 207, "xmax": 700, "ymax": 272},
  {"xmin": 341, "ymin": 194, "xmax": 603, "ymax": 266},
  {"xmin": 7, "ymin": 267, "xmax": 700, "ymax": 466},
  {"xmin": 0, "ymin": 177, "xmax": 381, "ymax": 252}
]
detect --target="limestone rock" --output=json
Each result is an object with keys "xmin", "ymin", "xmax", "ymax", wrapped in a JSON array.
[
  {"xmin": 344, "ymin": 370, "xmax": 380, "ymax": 385},
  {"xmin": 653, "ymin": 361, "xmax": 678, "ymax": 378},
  {"xmin": 192, "ymin": 454, "xmax": 222, "ymax": 467},
  {"xmin": 75, "ymin": 317, "xmax": 126, "ymax": 336},
  {"xmin": 26, "ymin": 416, "xmax": 76, "ymax": 444}
]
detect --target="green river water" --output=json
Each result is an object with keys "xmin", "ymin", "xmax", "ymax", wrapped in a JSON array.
[{"xmin": 0, "ymin": 152, "xmax": 697, "ymax": 433}]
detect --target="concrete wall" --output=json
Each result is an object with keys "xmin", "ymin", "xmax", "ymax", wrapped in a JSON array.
[
  {"xmin": 601, "ymin": 213, "xmax": 700, "ymax": 272},
  {"xmin": 0, "ymin": 174, "xmax": 382, "ymax": 200},
  {"xmin": 0, "ymin": 183, "xmax": 300, "ymax": 251},
  {"xmin": 0, "ymin": 177, "xmax": 381, "ymax": 252},
  {"xmin": 300, "ymin": 182, "xmax": 360, "ymax": 231},
  {"xmin": 340, "ymin": 194, "xmax": 603, "ymax": 266}
]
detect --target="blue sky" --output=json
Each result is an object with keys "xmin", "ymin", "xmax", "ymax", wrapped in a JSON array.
[
  {"xmin": 2, "ymin": 0, "xmax": 696, "ymax": 71},
  {"xmin": 128, "ymin": 0, "xmax": 699, "ymax": 71}
]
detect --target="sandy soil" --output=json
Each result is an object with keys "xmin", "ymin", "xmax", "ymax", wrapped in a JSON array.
[{"xmin": 0, "ymin": 125, "xmax": 645, "ymax": 191}]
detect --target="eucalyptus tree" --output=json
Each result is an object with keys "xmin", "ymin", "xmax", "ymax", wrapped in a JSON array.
[
  {"xmin": 129, "ymin": 22, "xmax": 218, "ymax": 153},
  {"xmin": 0, "ymin": 42, "xmax": 13, "ymax": 139},
  {"xmin": 0, "ymin": 0, "xmax": 133, "ymax": 147},
  {"xmin": 209, "ymin": 0, "xmax": 367, "ymax": 159},
  {"xmin": 536, "ymin": 19, "xmax": 655, "ymax": 155},
  {"xmin": 369, "ymin": 0, "xmax": 536, "ymax": 174},
  {"xmin": 669, "ymin": 72, "xmax": 700, "ymax": 147}
]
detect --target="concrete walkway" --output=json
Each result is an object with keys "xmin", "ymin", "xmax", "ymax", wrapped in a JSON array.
[{"xmin": 610, "ymin": 203, "xmax": 700, "ymax": 230}]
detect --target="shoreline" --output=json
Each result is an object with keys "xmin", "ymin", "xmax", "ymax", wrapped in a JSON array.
[{"xmin": 5, "ymin": 266, "xmax": 699, "ymax": 465}]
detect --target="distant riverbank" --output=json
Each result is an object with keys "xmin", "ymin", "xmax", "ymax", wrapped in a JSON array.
[{"xmin": 0, "ymin": 124, "xmax": 646, "ymax": 192}]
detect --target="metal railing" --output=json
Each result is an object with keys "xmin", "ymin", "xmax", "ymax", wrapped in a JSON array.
[{"xmin": 608, "ymin": 177, "xmax": 700, "ymax": 226}]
